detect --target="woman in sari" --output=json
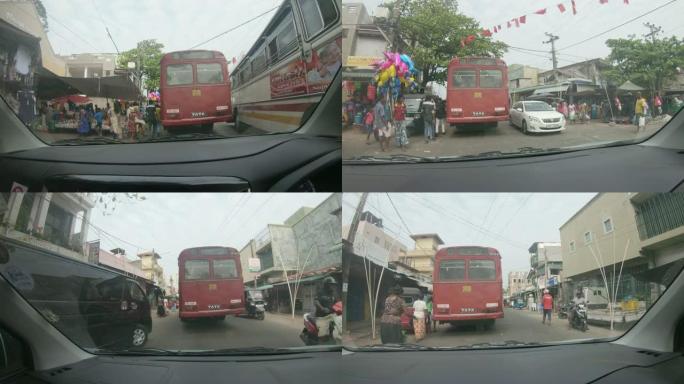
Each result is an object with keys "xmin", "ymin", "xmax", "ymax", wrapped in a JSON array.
[{"xmin": 380, "ymin": 285, "xmax": 405, "ymax": 344}]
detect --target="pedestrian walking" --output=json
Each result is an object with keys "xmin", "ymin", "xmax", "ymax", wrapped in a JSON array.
[
  {"xmin": 412, "ymin": 293, "xmax": 427, "ymax": 341},
  {"xmin": 394, "ymin": 96, "xmax": 409, "ymax": 150},
  {"xmin": 654, "ymin": 94, "xmax": 663, "ymax": 116},
  {"xmin": 380, "ymin": 285, "xmax": 405, "ymax": 344},
  {"xmin": 635, "ymin": 92, "xmax": 647, "ymax": 132},
  {"xmin": 542, "ymin": 289, "xmax": 553, "ymax": 325},
  {"xmin": 374, "ymin": 98, "xmax": 391, "ymax": 151},
  {"xmin": 426, "ymin": 296, "xmax": 434, "ymax": 333},
  {"xmin": 94, "ymin": 107, "xmax": 104, "ymax": 135},
  {"xmin": 364, "ymin": 107, "xmax": 374, "ymax": 144},
  {"xmin": 77, "ymin": 107, "xmax": 89, "ymax": 136},
  {"xmin": 568, "ymin": 103, "xmax": 576, "ymax": 124},
  {"xmin": 419, "ymin": 96, "xmax": 436, "ymax": 143},
  {"xmin": 435, "ymin": 97, "xmax": 446, "ymax": 136}
]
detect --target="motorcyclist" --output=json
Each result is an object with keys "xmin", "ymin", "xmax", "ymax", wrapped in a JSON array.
[
  {"xmin": 313, "ymin": 276, "xmax": 338, "ymax": 339},
  {"xmin": 569, "ymin": 289, "xmax": 586, "ymax": 326}
]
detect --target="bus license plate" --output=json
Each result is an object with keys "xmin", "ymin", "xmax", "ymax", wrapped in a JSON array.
[
  {"xmin": 473, "ymin": 92, "xmax": 482, "ymax": 98},
  {"xmin": 192, "ymin": 89, "xmax": 202, "ymax": 96},
  {"xmin": 191, "ymin": 112, "xmax": 206, "ymax": 118},
  {"xmin": 462, "ymin": 285, "xmax": 471, "ymax": 293},
  {"xmin": 208, "ymin": 304, "xmax": 220, "ymax": 310},
  {"xmin": 208, "ymin": 284, "xmax": 217, "ymax": 290}
]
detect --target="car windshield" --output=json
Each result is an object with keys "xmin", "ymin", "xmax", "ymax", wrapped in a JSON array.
[
  {"xmin": 342, "ymin": 0, "xmax": 684, "ymax": 161},
  {"xmin": 0, "ymin": 0, "xmax": 340, "ymax": 146},
  {"xmin": 524, "ymin": 102, "xmax": 555, "ymax": 112},
  {"xmin": 341, "ymin": 193, "xmax": 684, "ymax": 349},
  {"xmin": 0, "ymin": 192, "xmax": 342, "ymax": 353}
]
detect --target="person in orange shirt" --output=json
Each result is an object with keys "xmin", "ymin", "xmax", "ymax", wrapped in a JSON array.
[{"xmin": 542, "ymin": 289, "xmax": 553, "ymax": 325}]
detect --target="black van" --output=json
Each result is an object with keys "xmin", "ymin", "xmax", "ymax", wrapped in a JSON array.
[{"xmin": 0, "ymin": 237, "xmax": 152, "ymax": 350}]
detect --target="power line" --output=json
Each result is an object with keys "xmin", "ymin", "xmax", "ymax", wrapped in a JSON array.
[
  {"xmin": 558, "ymin": 0, "xmax": 679, "ymax": 51},
  {"xmin": 46, "ymin": 14, "xmax": 99, "ymax": 51},
  {"xmin": 189, "ymin": 5, "xmax": 280, "ymax": 50}
]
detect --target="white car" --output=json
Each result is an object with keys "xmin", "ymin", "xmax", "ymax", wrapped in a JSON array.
[{"xmin": 509, "ymin": 101, "xmax": 566, "ymax": 134}]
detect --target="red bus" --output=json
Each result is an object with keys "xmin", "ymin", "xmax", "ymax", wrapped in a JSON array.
[
  {"xmin": 446, "ymin": 57, "xmax": 509, "ymax": 128},
  {"xmin": 432, "ymin": 246, "xmax": 504, "ymax": 329},
  {"xmin": 178, "ymin": 246, "xmax": 245, "ymax": 321},
  {"xmin": 160, "ymin": 50, "xmax": 233, "ymax": 130}
]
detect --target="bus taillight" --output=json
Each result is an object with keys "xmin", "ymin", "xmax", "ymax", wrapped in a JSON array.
[
  {"xmin": 450, "ymin": 107, "xmax": 463, "ymax": 116},
  {"xmin": 494, "ymin": 107, "xmax": 507, "ymax": 115}
]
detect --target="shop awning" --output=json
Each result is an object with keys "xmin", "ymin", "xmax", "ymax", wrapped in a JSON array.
[
  {"xmin": 618, "ymin": 80, "xmax": 645, "ymax": 92},
  {"xmin": 633, "ymin": 259, "xmax": 684, "ymax": 286},
  {"xmin": 533, "ymin": 84, "xmax": 569, "ymax": 95},
  {"xmin": 253, "ymin": 284, "xmax": 273, "ymax": 290},
  {"xmin": 272, "ymin": 274, "xmax": 329, "ymax": 286},
  {"xmin": 35, "ymin": 67, "xmax": 142, "ymax": 100}
]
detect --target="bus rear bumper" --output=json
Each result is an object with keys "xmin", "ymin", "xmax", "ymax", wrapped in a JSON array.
[
  {"xmin": 180, "ymin": 308, "xmax": 244, "ymax": 319},
  {"xmin": 447, "ymin": 116, "xmax": 508, "ymax": 124},
  {"xmin": 162, "ymin": 115, "xmax": 233, "ymax": 127},
  {"xmin": 433, "ymin": 312, "xmax": 504, "ymax": 321}
]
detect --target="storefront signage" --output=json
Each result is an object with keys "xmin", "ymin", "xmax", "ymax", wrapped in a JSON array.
[
  {"xmin": 248, "ymin": 258, "xmax": 261, "ymax": 273},
  {"xmin": 345, "ymin": 56, "xmax": 381, "ymax": 68}
]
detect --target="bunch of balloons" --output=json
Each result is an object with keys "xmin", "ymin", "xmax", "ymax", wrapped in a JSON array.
[
  {"xmin": 372, "ymin": 52, "xmax": 419, "ymax": 97},
  {"xmin": 147, "ymin": 91, "xmax": 160, "ymax": 102}
]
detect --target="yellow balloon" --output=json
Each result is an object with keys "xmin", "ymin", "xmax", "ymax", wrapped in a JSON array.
[
  {"xmin": 389, "ymin": 65, "xmax": 396, "ymax": 79},
  {"xmin": 378, "ymin": 79, "xmax": 385, "ymax": 87},
  {"xmin": 379, "ymin": 71, "xmax": 389, "ymax": 83}
]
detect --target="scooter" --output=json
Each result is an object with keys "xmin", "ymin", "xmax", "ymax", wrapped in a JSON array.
[
  {"xmin": 300, "ymin": 300, "xmax": 342, "ymax": 346},
  {"xmin": 246, "ymin": 300, "xmax": 266, "ymax": 320},
  {"xmin": 569, "ymin": 303, "xmax": 588, "ymax": 332}
]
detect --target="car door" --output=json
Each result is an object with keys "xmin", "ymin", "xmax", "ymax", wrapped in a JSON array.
[
  {"xmin": 125, "ymin": 280, "xmax": 150, "ymax": 332},
  {"xmin": 91, "ymin": 276, "xmax": 126, "ymax": 348},
  {"xmin": 511, "ymin": 102, "xmax": 522, "ymax": 126}
]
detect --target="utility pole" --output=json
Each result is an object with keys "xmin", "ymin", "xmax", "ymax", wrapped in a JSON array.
[
  {"xmin": 543, "ymin": 33, "xmax": 559, "ymax": 70},
  {"xmin": 342, "ymin": 193, "xmax": 368, "ymax": 334}
]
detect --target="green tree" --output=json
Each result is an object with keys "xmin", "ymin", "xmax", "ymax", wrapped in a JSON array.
[
  {"xmin": 379, "ymin": 0, "xmax": 507, "ymax": 87},
  {"xmin": 605, "ymin": 28, "xmax": 684, "ymax": 97},
  {"xmin": 117, "ymin": 40, "xmax": 165, "ymax": 91}
]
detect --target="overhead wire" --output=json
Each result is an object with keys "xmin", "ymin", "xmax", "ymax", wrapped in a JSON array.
[{"xmin": 189, "ymin": 4, "xmax": 280, "ymax": 49}]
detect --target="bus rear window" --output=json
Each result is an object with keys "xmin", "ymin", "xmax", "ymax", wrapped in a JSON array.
[
  {"xmin": 468, "ymin": 260, "xmax": 496, "ymax": 280},
  {"xmin": 198, "ymin": 247, "xmax": 228, "ymax": 256},
  {"xmin": 166, "ymin": 64, "xmax": 193, "ymax": 85},
  {"xmin": 452, "ymin": 70, "xmax": 476, "ymax": 88},
  {"xmin": 480, "ymin": 70, "xmax": 502, "ymax": 88},
  {"xmin": 213, "ymin": 259, "xmax": 238, "ymax": 278},
  {"xmin": 439, "ymin": 260, "xmax": 465, "ymax": 281},
  {"xmin": 184, "ymin": 260, "xmax": 210, "ymax": 280},
  {"xmin": 197, "ymin": 63, "xmax": 224, "ymax": 84}
]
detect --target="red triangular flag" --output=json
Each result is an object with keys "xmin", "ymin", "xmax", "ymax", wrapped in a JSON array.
[
  {"xmin": 623, "ymin": 0, "xmax": 629, "ymax": 3},
  {"xmin": 600, "ymin": 0, "xmax": 608, "ymax": 4},
  {"xmin": 558, "ymin": 3, "xmax": 566, "ymax": 12},
  {"xmin": 507, "ymin": 21, "xmax": 511, "ymax": 28},
  {"xmin": 519, "ymin": 15, "xmax": 527, "ymax": 24},
  {"xmin": 572, "ymin": 0, "xmax": 577, "ymax": 15},
  {"xmin": 535, "ymin": 8, "xmax": 547, "ymax": 15},
  {"xmin": 498, "ymin": 25, "xmax": 502, "ymax": 30},
  {"xmin": 481, "ymin": 29, "xmax": 492, "ymax": 37},
  {"xmin": 493, "ymin": 26, "xmax": 498, "ymax": 33},
  {"xmin": 513, "ymin": 18, "xmax": 520, "ymax": 27}
]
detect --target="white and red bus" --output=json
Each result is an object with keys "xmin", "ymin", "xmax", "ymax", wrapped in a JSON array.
[
  {"xmin": 231, "ymin": 0, "xmax": 341, "ymax": 133},
  {"xmin": 446, "ymin": 57, "xmax": 509, "ymax": 129},
  {"xmin": 160, "ymin": 50, "xmax": 233, "ymax": 130},
  {"xmin": 432, "ymin": 246, "xmax": 504, "ymax": 329},
  {"xmin": 178, "ymin": 246, "xmax": 245, "ymax": 321}
]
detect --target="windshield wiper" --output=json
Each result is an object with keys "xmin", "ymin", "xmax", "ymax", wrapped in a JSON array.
[
  {"xmin": 347, "ymin": 154, "xmax": 444, "ymax": 163},
  {"xmin": 93, "ymin": 345, "xmax": 340, "ymax": 356},
  {"xmin": 91, "ymin": 347, "xmax": 179, "ymax": 355},
  {"xmin": 52, "ymin": 137, "xmax": 124, "ymax": 146},
  {"xmin": 349, "ymin": 340, "xmax": 545, "ymax": 352}
]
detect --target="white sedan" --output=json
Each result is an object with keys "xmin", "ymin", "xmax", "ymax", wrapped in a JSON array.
[{"xmin": 509, "ymin": 101, "xmax": 566, "ymax": 134}]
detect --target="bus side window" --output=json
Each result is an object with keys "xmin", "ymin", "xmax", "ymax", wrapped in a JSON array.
[{"xmin": 297, "ymin": 0, "xmax": 338, "ymax": 39}]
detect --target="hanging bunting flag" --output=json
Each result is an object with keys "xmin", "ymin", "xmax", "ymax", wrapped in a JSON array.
[
  {"xmin": 513, "ymin": 18, "xmax": 520, "ymax": 27},
  {"xmin": 481, "ymin": 29, "xmax": 492, "ymax": 37},
  {"xmin": 519, "ymin": 15, "xmax": 527, "ymax": 24},
  {"xmin": 534, "ymin": 8, "xmax": 547, "ymax": 15},
  {"xmin": 507, "ymin": 21, "xmax": 511, "ymax": 28},
  {"xmin": 498, "ymin": 25, "xmax": 502, "ymax": 30},
  {"xmin": 493, "ymin": 26, "xmax": 498, "ymax": 33},
  {"xmin": 624, "ymin": 0, "xmax": 629, "ymax": 3},
  {"xmin": 558, "ymin": 3, "xmax": 566, "ymax": 12},
  {"xmin": 600, "ymin": 0, "xmax": 608, "ymax": 4},
  {"xmin": 572, "ymin": 0, "xmax": 577, "ymax": 14}
]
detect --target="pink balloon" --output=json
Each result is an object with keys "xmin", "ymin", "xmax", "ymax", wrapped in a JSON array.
[
  {"xmin": 384, "ymin": 51, "xmax": 393, "ymax": 60},
  {"xmin": 380, "ymin": 60, "xmax": 392, "ymax": 70},
  {"xmin": 394, "ymin": 54, "xmax": 401, "ymax": 67}
]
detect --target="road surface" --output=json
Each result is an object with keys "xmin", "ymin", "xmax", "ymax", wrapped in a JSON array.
[{"xmin": 146, "ymin": 310, "xmax": 304, "ymax": 350}]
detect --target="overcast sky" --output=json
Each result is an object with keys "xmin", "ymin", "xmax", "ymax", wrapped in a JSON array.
[
  {"xmin": 342, "ymin": 193, "xmax": 597, "ymax": 286},
  {"xmin": 85, "ymin": 193, "xmax": 331, "ymax": 285},
  {"xmin": 43, "ymin": 0, "xmax": 283, "ymax": 64},
  {"xmin": 353, "ymin": 0, "xmax": 684, "ymax": 70}
]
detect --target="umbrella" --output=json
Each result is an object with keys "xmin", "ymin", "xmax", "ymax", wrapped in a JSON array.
[{"xmin": 50, "ymin": 94, "xmax": 91, "ymax": 104}]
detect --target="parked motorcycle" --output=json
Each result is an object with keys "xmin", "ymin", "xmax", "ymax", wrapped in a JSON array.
[
  {"xmin": 558, "ymin": 304, "xmax": 569, "ymax": 319},
  {"xmin": 300, "ymin": 300, "xmax": 342, "ymax": 345},
  {"xmin": 568, "ymin": 303, "xmax": 588, "ymax": 331}
]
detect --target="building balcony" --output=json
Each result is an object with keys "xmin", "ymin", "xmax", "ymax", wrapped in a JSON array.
[{"xmin": 632, "ymin": 193, "xmax": 684, "ymax": 241}]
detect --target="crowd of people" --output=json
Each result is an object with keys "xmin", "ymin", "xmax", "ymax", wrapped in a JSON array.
[
  {"xmin": 344, "ymin": 92, "xmax": 448, "ymax": 152},
  {"xmin": 40, "ymin": 97, "xmax": 163, "ymax": 140}
]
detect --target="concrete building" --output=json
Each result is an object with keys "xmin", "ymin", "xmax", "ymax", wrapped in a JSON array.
[
  {"xmin": 1, "ymin": 193, "xmax": 95, "ymax": 261},
  {"xmin": 59, "ymin": 53, "xmax": 118, "ymax": 78},
  {"xmin": 342, "ymin": 211, "xmax": 408, "ymax": 268},
  {"xmin": 402, "ymin": 234, "xmax": 444, "ymax": 277},
  {"xmin": 136, "ymin": 250, "xmax": 165, "ymax": 286},
  {"xmin": 508, "ymin": 64, "xmax": 542, "ymax": 90},
  {"xmin": 507, "ymin": 270, "xmax": 528, "ymax": 298},
  {"xmin": 0, "ymin": 0, "xmax": 66, "ymax": 76},
  {"xmin": 241, "ymin": 194, "xmax": 342, "ymax": 314},
  {"xmin": 98, "ymin": 248, "xmax": 146, "ymax": 280},
  {"xmin": 529, "ymin": 242, "xmax": 562, "ymax": 298}
]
